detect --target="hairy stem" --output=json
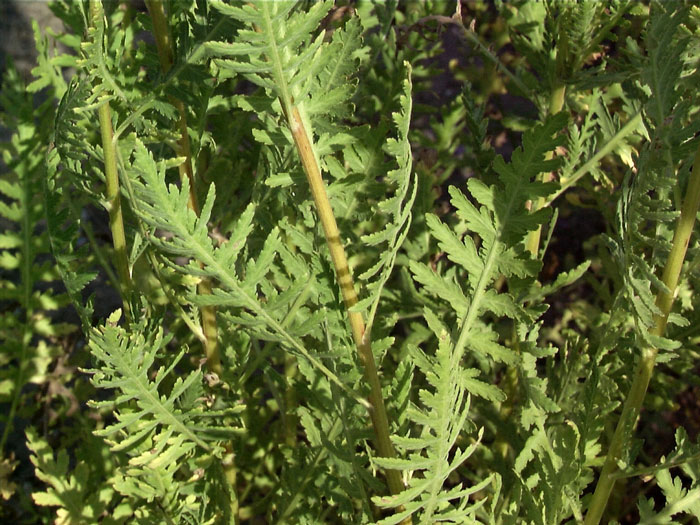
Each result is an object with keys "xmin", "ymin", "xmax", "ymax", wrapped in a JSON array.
[
  {"xmin": 287, "ymin": 106, "xmax": 406, "ymax": 502},
  {"xmin": 584, "ymin": 139, "xmax": 700, "ymax": 525},
  {"xmin": 89, "ymin": 0, "xmax": 133, "ymax": 320}
]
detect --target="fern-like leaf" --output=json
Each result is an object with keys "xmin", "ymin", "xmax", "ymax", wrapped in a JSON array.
[
  {"xmin": 373, "ymin": 113, "xmax": 568, "ymax": 523},
  {"xmin": 82, "ymin": 309, "xmax": 240, "ymax": 520},
  {"xmin": 126, "ymin": 138, "xmax": 364, "ymax": 405},
  {"xmin": 607, "ymin": 3, "xmax": 694, "ymax": 354},
  {"xmin": 27, "ymin": 428, "xmax": 124, "ymax": 524},
  {"xmin": 352, "ymin": 66, "xmax": 417, "ymax": 339}
]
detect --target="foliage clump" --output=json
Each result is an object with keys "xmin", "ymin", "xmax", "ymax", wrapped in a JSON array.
[{"xmin": 0, "ymin": 1, "xmax": 699, "ymax": 524}]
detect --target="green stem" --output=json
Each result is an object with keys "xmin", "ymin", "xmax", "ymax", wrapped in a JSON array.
[
  {"xmin": 97, "ymin": 101, "xmax": 131, "ymax": 293},
  {"xmin": 144, "ymin": 0, "xmax": 221, "ymax": 374},
  {"xmin": 549, "ymin": 83, "xmax": 567, "ymax": 117},
  {"xmin": 525, "ymin": 82, "xmax": 566, "ymax": 257},
  {"xmin": 143, "ymin": 0, "xmax": 199, "ymax": 207},
  {"xmin": 287, "ymin": 106, "xmax": 406, "ymax": 502},
  {"xmin": 145, "ymin": 1, "xmax": 234, "ymax": 520},
  {"xmin": 584, "ymin": 139, "xmax": 700, "ymax": 525},
  {"xmin": 113, "ymin": 13, "xmax": 226, "ymax": 142},
  {"xmin": 89, "ymin": 0, "xmax": 133, "ymax": 321}
]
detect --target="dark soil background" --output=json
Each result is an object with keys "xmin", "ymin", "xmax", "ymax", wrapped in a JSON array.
[
  {"xmin": 0, "ymin": 1, "xmax": 63, "ymax": 144},
  {"xmin": 0, "ymin": 2, "xmax": 62, "ymax": 78}
]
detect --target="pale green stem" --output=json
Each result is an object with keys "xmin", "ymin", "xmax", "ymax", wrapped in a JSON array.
[
  {"xmin": 143, "ymin": 0, "xmax": 199, "ymax": 207},
  {"xmin": 550, "ymin": 83, "xmax": 567, "ymax": 119},
  {"xmin": 113, "ymin": 15, "xmax": 226, "ymax": 142},
  {"xmin": 90, "ymin": 0, "xmax": 133, "ymax": 321},
  {"xmin": 97, "ymin": 102, "xmax": 131, "ymax": 296},
  {"xmin": 584, "ymin": 139, "xmax": 700, "ymax": 525},
  {"xmin": 287, "ymin": 106, "xmax": 407, "ymax": 503}
]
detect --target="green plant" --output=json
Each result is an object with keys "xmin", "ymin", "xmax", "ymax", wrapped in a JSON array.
[{"xmin": 2, "ymin": 0, "xmax": 700, "ymax": 523}]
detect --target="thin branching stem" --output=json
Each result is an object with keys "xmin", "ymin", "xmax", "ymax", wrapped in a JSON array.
[
  {"xmin": 113, "ymin": 12, "xmax": 228, "ymax": 141},
  {"xmin": 584, "ymin": 139, "xmax": 700, "ymax": 525},
  {"xmin": 546, "ymin": 112, "xmax": 643, "ymax": 207}
]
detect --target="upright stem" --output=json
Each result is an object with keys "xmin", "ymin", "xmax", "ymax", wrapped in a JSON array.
[
  {"xmin": 144, "ymin": 0, "xmax": 220, "ymax": 374},
  {"xmin": 146, "ymin": 0, "xmax": 200, "ymax": 211},
  {"xmin": 545, "ymin": 112, "xmax": 643, "ymax": 207},
  {"xmin": 89, "ymin": 0, "xmax": 132, "ymax": 321},
  {"xmin": 548, "ymin": 83, "xmax": 567, "ymax": 120},
  {"xmin": 497, "ymin": 82, "xmax": 566, "ymax": 459},
  {"xmin": 287, "ymin": 106, "xmax": 407, "ymax": 502},
  {"xmin": 584, "ymin": 140, "xmax": 700, "ymax": 525},
  {"xmin": 525, "ymin": 81, "xmax": 566, "ymax": 257},
  {"xmin": 145, "ymin": 2, "xmax": 235, "ymax": 521}
]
